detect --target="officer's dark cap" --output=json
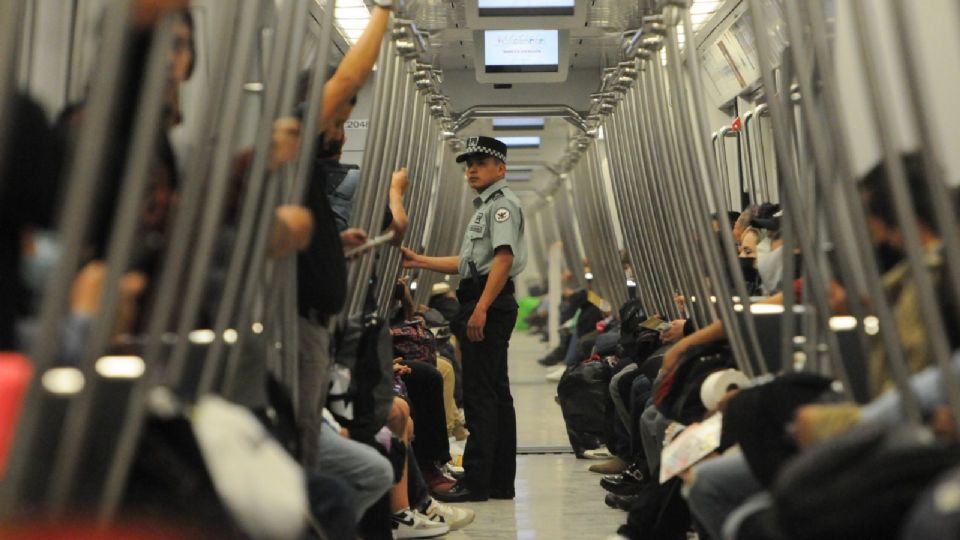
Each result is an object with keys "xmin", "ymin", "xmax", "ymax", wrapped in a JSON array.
[{"xmin": 456, "ymin": 136, "xmax": 507, "ymax": 163}]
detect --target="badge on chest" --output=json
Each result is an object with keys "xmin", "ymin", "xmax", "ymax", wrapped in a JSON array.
[{"xmin": 469, "ymin": 211, "xmax": 486, "ymax": 235}]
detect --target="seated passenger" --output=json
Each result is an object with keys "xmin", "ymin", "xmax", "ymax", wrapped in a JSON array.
[{"xmin": 681, "ymin": 155, "xmax": 958, "ymax": 539}]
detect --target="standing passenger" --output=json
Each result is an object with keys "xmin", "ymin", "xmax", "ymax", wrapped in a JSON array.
[{"xmin": 401, "ymin": 136, "xmax": 527, "ymax": 502}]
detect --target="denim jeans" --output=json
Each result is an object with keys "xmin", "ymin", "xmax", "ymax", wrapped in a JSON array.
[
  {"xmin": 316, "ymin": 422, "xmax": 393, "ymax": 522},
  {"xmin": 686, "ymin": 452, "xmax": 762, "ymax": 540}
]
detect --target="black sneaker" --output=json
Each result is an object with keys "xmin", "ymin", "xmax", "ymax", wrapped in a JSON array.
[
  {"xmin": 432, "ymin": 482, "xmax": 489, "ymax": 503},
  {"xmin": 604, "ymin": 492, "xmax": 641, "ymax": 511}
]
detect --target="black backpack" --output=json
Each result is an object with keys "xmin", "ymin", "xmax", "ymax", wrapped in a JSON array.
[
  {"xmin": 333, "ymin": 314, "xmax": 394, "ymax": 442},
  {"xmin": 557, "ymin": 359, "xmax": 613, "ymax": 456}
]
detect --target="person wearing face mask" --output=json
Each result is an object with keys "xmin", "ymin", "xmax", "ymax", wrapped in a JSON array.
[
  {"xmin": 731, "ymin": 207, "xmax": 763, "ymax": 296},
  {"xmin": 660, "ymin": 155, "xmax": 956, "ymax": 390},
  {"xmin": 858, "ymin": 156, "xmax": 958, "ymax": 395},
  {"xmin": 751, "ymin": 210, "xmax": 784, "ymax": 296}
]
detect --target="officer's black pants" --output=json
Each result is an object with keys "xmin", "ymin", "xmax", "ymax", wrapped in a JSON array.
[{"xmin": 453, "ymin": 295, "xmax": 518, "ymax": 495}]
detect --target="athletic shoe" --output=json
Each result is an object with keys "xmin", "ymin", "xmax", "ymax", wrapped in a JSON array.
[
  {"xmin": 546, "ymin": 365, "xmax": 566, "ymax": 382},
  {"xmin": 442, "ymin": 462, "xmax": 465, "ymax": 481},
  {"xmin": 422, "ymin": 498, "xmax": 476, "ymax": 530},
  {"xmin": 391, "ymin": 508, "xmax": 450, "ymax": 539},
  {"xmin": 583, "ymin": 446, "xmax": 613, "ymax": 460},
  {"xmin": 422, "ymin": 465, "xmax": 456, "ymax": 493}
]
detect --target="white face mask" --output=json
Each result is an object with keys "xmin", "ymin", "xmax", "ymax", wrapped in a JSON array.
[{"xmin": 757, "ymin": 245, "xmax": 783, "ymax": 295}]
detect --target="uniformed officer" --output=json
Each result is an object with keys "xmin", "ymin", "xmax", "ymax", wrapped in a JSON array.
[{"xmin": 401, "ymin": 136, "xmax": 527, "ymax": 502}]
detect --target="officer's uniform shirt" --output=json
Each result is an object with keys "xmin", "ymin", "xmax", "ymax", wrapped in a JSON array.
[{"xmin": 458, "ymin": 178, "xmax": 528, "ymax": 278}]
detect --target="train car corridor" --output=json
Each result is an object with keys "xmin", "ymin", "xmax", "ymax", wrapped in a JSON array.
[
  {"xmin": 444, "ymin": 332, "xmax": 618, "ymax": 540},
  {"xmin": 3, "ymin": 0, "xmax": 960, "ymax": 539}
]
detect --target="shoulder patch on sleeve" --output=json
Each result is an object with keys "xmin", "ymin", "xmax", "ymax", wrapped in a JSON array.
[{"xmin": 494, "ymin": 207, "xmax": 511, "ymax": 223}]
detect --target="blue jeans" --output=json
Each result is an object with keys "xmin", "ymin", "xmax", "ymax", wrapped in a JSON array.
[
  {"xmin": 563, "ymin": 324, "xmax": 580, "ymax": 368},
  {"xmin": 861, "ymin": 352, "xmax": 960, "ymax": 424},
  {"xmin": 686, "ymin": 452, "xmax": 762, "ymax": 540},
  {"xmin": 307, "ymin": 472, "xmax": 358, "ymax": 540},
  {"xmin": 316, "ymin": 422, "xmax": 393, "ymax": 522},
  {"xmin": 639, "ymin": 403, "xmax": 670, "ymax": 475}
]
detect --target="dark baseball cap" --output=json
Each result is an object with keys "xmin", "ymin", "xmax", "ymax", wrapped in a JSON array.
[
  {"xmin": 752, "ymin": 208, "xmax": 783, "ymax": 231},
  {"xmin": 456, "ymin": 136, "xmax": 508, "ymax": 163}
]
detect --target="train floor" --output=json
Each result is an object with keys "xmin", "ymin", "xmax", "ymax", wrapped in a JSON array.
[{"xmin": 445, "ymin": 331, "xmax": 622, "ymax": 540}]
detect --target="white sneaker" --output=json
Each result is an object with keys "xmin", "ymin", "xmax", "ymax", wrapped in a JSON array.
[
  {"xmin": 423, "ymin": 498, "xmax": 476, "ymax": 530},
  {"xmin": 582, "ymin": 446, "xmax": 613, "ymax": 460},
  {"xmin": 546, "ymin": 365, "xmax": 566, "ymax": 382},
  {"xmin": 391, "ymin": 508, "xmax": 450, "ymax": 539}
]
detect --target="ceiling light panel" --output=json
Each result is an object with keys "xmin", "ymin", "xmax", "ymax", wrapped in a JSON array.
[
  {"xmin": 499, "ymin": 136, "xmax": 542, "ymax": 148},
  {"xmin": 492, "ymin": 117, "xmax": 546, "ymax": 130}
]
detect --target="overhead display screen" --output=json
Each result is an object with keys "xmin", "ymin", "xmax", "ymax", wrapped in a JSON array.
[
  {"xmin": 478, "ymin": 0, "xmax": 575, "ymax": 16},
  {"xmin": 484, "ymin": 30, "xmax": 559, "ymax": 73}
]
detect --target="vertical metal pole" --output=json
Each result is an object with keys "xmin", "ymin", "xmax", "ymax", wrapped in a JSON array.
[
  {"xmin": 850, "ymin": 0, "xmax": 960, "ymax": 425},
  {"xmin": 585, "ymin": 147, "xmax": 623, "ymax": 309},
  {"xmin": 158, "ymin": 0, "xmax": 293, "ymax": 397},
  {"xmin": 778, "ymin": 0, "xmax": 874, "ymax": 372},
  {"xmin": 653, "ymin": 21, "xmax": 753, "ymax": 372},
  {"xmin": 344, "ymin": 37, "xmax": 394, "ymax": 317},
  {"xmin": 603, "ymin": 98, "xmax": 660, "ymax": 314},
  {"xmin": 637, "ymin": 53, "xmax": 711, "ymax": 327},
  {"xmin": 553, "ymin": 179, "xmax": 587, "ymax": 290},
  {"xmin": 741, "ymin": 111, "xmax": 759, "ymax": 205},
  {"xmin": 583, "ymin": 146, "xmax": 628, "ymax": 308},
  {"xmin": 645, "ymin": 42, "xmax": 714, "ymax": 328},
  {"xmin": 670, "ymin": 5, "xmax": 767, "ymax": 373},
  {"xmin": 218, "ymin": 0, "xmax": 315, "ymax": 398},
  {"xmin": 797, "ymin": 0, "xmax": 920, "ymax": 417},
  {"xmin": 46, "ymin": 17, "xmax": 176, "ymax": 514},
  {"xmin": 348, "ymin": 47, "xmax": 401, "ymax": 318},
  {"xmin": 0, "ymin": 1, "xmax": 134, "ymax": 515},
  {"xmin": 374, "ymin": 59, "xmax": 415, "ymax": 318},
  {"xmin": 102, "ymin": 8, "xmax": 248, "ymax": 520},
  {"xmin": 888, "ymin": 0, "xmax": 960, "ymax": 369},
  {"xmin": 620, "ymin": 70, "xmax": 690, "ymax": 318},
  {"xmin": 742, "ymin": 0, "xmax": 853, "ymax": 393}
]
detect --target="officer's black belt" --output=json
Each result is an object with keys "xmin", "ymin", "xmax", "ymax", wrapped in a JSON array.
[{"xmin": 456, "ymin": 276, "xmax": 515, "ymax": 303}]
